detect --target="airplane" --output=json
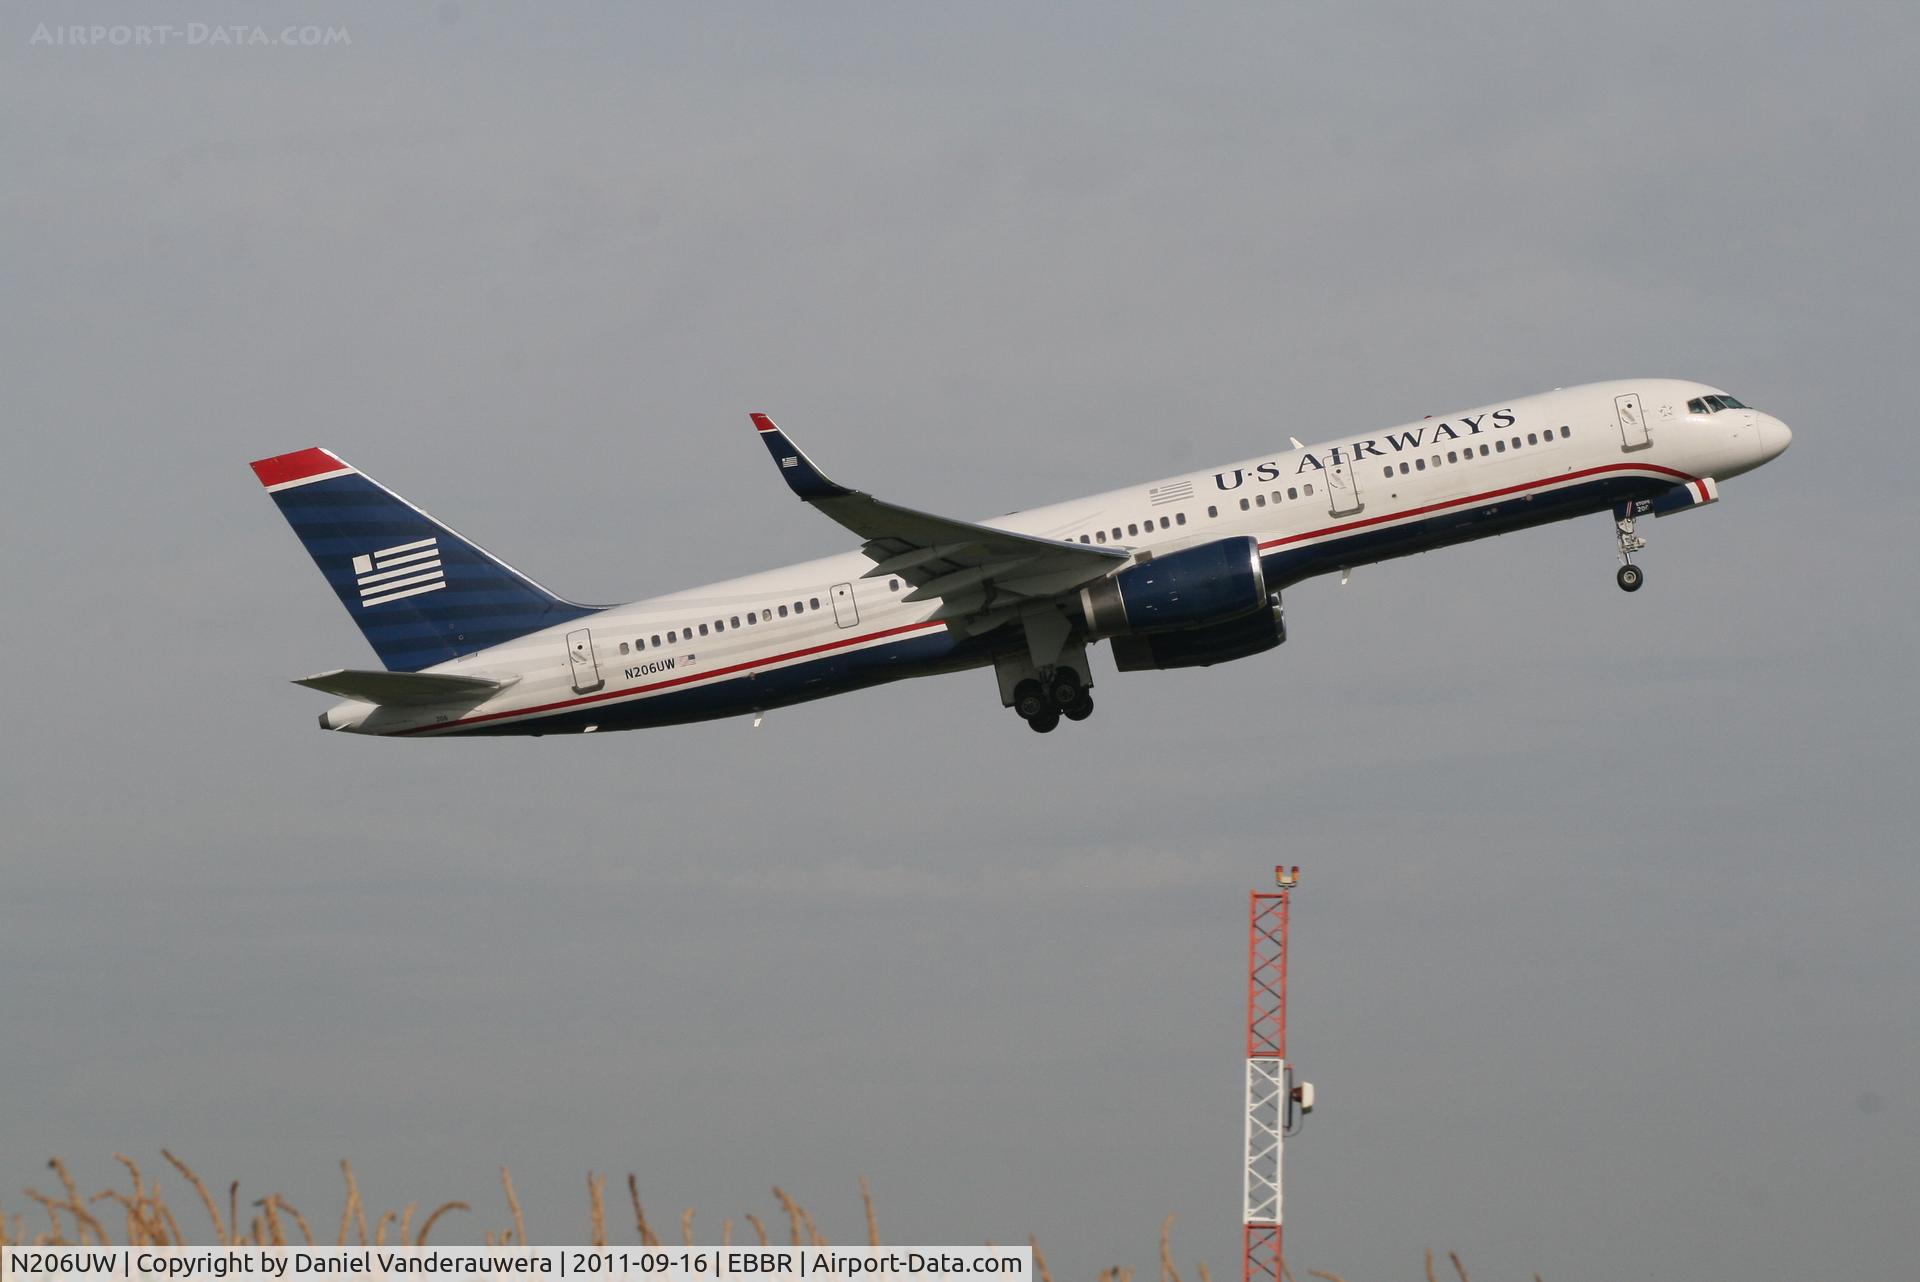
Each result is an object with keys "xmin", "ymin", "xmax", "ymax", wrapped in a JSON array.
[{"xmin": 251, "ymin": 378, "xmax": 1791, "ymax": 737}]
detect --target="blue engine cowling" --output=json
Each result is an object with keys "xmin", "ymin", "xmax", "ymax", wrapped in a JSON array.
[
  {"xmin": 1109, "ymin": 597, "xmax": 1286, "ymax": 671},
  {"xmin": 1079, "ymin": 536, "xmax": 1269, "ymax": 637}
]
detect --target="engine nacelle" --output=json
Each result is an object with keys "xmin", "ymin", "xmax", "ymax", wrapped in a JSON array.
[
  {"xmin": 1080, "ymin": 536, "xmax": 1269, "ymax": 639},
  {"xmin": 1109, "ymin": 595, "xmax": 1286, "ymax": 671}
]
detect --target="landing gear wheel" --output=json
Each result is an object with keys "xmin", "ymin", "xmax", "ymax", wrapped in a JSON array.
[
  {"xmin": 1013, "ymin": 679, "xmax": 1048, "ymax": 721},
  {"xmin": 1027, "ymin": 708, "xmax": 1061, "ymax": 734},
  {"xmin": 1617, "ymin": 564, "xmax": 1644, "ymax": 592},
  {"xmin": 1046, "ymin": 669, "xmax": 1084, "ymax": 709},
  {"xmin": 1063, "ymin": 694, "xmax": 1094, "ymax": 722}
]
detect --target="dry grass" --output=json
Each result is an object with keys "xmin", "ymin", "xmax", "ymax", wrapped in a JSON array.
[{"xmin": 2, "ymin": 1153, "xmax": 1524, "ymax": 1279}]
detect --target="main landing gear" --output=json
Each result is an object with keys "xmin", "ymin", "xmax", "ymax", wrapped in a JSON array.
[
  {"xmin": 1011, "ymin": 669, "xmax": 1094, "ymax": 734},
  {"xmin": 1615, "ymin": 511, "xmax": 1648, "ymax": 592}
]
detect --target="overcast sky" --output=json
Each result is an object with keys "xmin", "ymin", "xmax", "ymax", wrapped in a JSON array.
[{"xmin": 4, "ymin": 3, "xmax": 1917, "ymax": 1278}]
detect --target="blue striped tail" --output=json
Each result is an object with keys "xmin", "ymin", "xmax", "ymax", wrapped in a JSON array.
[{"xmin": 251, "ymin": 447, "xmax": 600, "ymax": 672}]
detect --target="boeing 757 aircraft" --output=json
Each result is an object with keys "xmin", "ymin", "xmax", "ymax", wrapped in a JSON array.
[{"xmin": 252, "ymin": 379, "xmax": 1790, "ymax": 736}]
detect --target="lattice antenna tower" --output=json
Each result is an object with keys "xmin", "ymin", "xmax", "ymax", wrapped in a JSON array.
[{"xmin": 1244, "ymin": 866, "xmax": 1312, "ymax": 1282}]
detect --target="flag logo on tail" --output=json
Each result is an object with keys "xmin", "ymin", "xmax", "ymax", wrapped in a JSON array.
[{"xmin": 353, "ymin": 537, "xmax": 446, "ymax": 607}]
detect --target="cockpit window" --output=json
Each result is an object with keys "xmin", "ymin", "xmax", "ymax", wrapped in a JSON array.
[{"xmin": 1687, "ymin": 394, "xmax": 1750, "ymax": 415}]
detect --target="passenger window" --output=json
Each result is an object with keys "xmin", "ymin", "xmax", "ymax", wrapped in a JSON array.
[
  {"xmin": 1383, "ymin": 467, "xmax": 1394, "ymax": 479},
  {"xmin": 793, "ymin": 601, "xmax": 803, "ymax": 613},
  {"xmin": 1415, "ymin": 458, "xmax": 1426, "ymax": 471},
  {"xmin": 1495, "ymin": 439, "xmax": 1506, "ymax": 452},
  {"xmin": 890, "ymin": 579, "xmax": 900, "ymax": 590},
  {"xmin": 1303, "ymin": 483, "xmax": 1313, "ymax": 496},
  {"xmin": 1527, "ymin": 433, "xmax": 1538, "ymax": 445},
  {"xmin": 1269, "ymin": 493, "xmax": 1280, "ymax": 505},
  {"xmin": 1431, "ymin": 456, "xmax": 1440, "ymax": 468},
  {"xmin": 651, "ymin": 635, "xmax": 661, "ymax": 647},
  {"xmin": 1399, "ymin": 462, "xmax": 1410, "ymax": 475},
  {"xmin": 1079, "ymin": 535, "xmax": 1090, "ymax": 543},
  {"xmin": 1208, "ymin": 505, "xmax": 1218, "ymax": 518},
  {"xmin": 1176, "ymin": 512, "xmax": 1187, "ymax": 525},
  {"xmin": 1560, "ymin": 425, "xmax": 1571, "ymax": 439},
  {"xmin": 1287, "ymin": 487, "xmax": 1297, "ymax": 500},
  {"xmin": 699, "ymin": 623, "xmax": 709, "ymax": 636},
  {"xmin": 619, "ymin": 642, "xmax": 630, "ymax": 655},
  {"xmin": 731, "ymin": 616, "xmax": 741, "ymax": 628},
  {"xmin": 714, "ymin": 620, "xmax": 724, "ymax": 632},
  {"xmin": 1447, "ymin": 451, "xmax": 1458, "ymax": 463},
  {"xmin": 1095, "ymin": 530, "xmax": 1107, "ymax": 544},
  {"xmin": 1159, "ymin": 516, "xmax": 1170, "ymax": 529},
  {"xmin": 1112, "ymin": 527, "xmax": 1123, "ymax": 540},
  {"xmin": 746, "ymin": 612, "xmax": 757, "ymax": 625},
  {"xmin": 1128, "ymin": 522, "xmax": 1139, "ymax": 535},
  {"xmin": 635, "ymin": 638, "xmax": 645, "ymax": 651},
  {"xmin": 1479, "ymin": 444, "xmax": 1490, "ymax": 456},
  {"xmin": 777, "ymin": 605, "xmax": 788, "ymax": 618},
  {"xmin": 810, "ymin": 597, "xmax": 820, "ymax": 610},
  {"xmin": 667, "ymin": 630, "xmax": 677, "ymax": 643}
]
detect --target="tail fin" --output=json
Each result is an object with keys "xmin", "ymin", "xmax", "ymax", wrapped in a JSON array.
[{"xmin": 250, "ymin": 447, "xmax": 599, "ymax": 672}]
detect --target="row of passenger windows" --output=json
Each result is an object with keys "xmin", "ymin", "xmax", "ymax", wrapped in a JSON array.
[
  {"xmin": 1227, "ymin": 482, "xmax": 1318, "ymax": 514},
  {"xmin": 1075, "ymin": 511, "xmax": 1188, "ymax": 545},
  {"xmin": 613, "ymin": 579, "xmax": 901, "ymax": 655},
  {"xmin": 1067, "ymin": 478, "xmax": 1331, "ymax": 543},
  {"xmin": 621, "ymin": 599, "xmax": 819, "ymax": 654},
  {"xmin": 1380, "ymin": 425, "xmax": 1572, "ymax": 479}
]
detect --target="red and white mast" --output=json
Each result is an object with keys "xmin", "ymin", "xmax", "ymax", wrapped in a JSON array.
[{"xmin": 1244, "ymin": 867, "xmax": 1312, "ymax": 1282}]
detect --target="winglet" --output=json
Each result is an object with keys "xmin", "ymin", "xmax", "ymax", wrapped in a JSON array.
[{"xmin": 751, "ymin": 413, "xmax": 854, "ymax": 501}]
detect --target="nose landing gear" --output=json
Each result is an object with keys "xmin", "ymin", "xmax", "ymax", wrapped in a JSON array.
[{"xmin": 1615, "ymin": 512, "xmax": 1647, "ymax": 592}]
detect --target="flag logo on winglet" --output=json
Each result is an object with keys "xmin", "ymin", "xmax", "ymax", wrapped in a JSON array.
[{"xmin": 353, "ymin": 537, "xmax": 446, "ymax": 607}]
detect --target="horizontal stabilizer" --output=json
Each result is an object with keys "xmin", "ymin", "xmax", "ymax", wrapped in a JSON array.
[{"xmin": 293, "ymin": 668, "xmax": 516, "ymax": 706}]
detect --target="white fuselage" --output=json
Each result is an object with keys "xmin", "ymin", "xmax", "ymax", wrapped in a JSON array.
[{"xmin": 324, "ymin": 378, "xmax": 1790, "ymax": 736}]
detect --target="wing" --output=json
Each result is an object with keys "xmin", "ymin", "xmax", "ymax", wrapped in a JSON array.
[
  {"xmin": 750, "ymin": 414, "xmax": 1125, "ymax": 628},
  {"xmin": 293, "ymin": 668, "xmax": 517, "ymax": 706}
]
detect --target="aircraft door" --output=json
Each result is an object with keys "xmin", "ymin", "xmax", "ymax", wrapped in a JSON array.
[
  {"xmin": 1325, "ymin": 459, "xmax": 1363, "ymax": 517},
  {"xmin": 1616, "ymin": 393, "xmax": 1649, "ymax": 450},
  {"xmin": 830, "ymin": 582, "xmax": 859, "ymax": 629},
  {"xmin": 566, "ymin": 628, "xmax": 603, "ymax": 692}
]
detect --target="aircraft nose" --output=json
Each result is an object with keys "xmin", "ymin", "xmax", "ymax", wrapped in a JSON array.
[{"xmin": 1756, "ymin": 413, "xmax": 1793, "ymax": 462}]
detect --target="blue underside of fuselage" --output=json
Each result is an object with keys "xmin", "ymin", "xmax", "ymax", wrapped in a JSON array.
[
  {"xmin": 1260, "ymin": 472, "xmax": 1666, "ymax": 587},
  {"xmin": 445, "ymin": 627, "xmax": 994, "ymax": 736},
  {"xmin": 435, "ymin": 473, "xmax": 1668, "ymax": 736}
]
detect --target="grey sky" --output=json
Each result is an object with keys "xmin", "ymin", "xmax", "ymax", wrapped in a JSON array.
[{"xmin": 4, "ymin": 3, "xmax": 1916, "ymax": 1278}]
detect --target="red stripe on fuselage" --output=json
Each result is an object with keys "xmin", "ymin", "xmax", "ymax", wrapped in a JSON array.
[
  {"xmin": 401, "ymin": 461, "xmax": 1695, "ymax": 736},
  {"xmin": 1258, "ymin": 461, "xmax": 1694, "ymax": 554},
  {"xmin": 250, "ymin": 447, "xmax": 350, "ymax": 489},
  {"xmin": 396, "ymin": 618, "xmax": 948, "ymax": 735}
]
